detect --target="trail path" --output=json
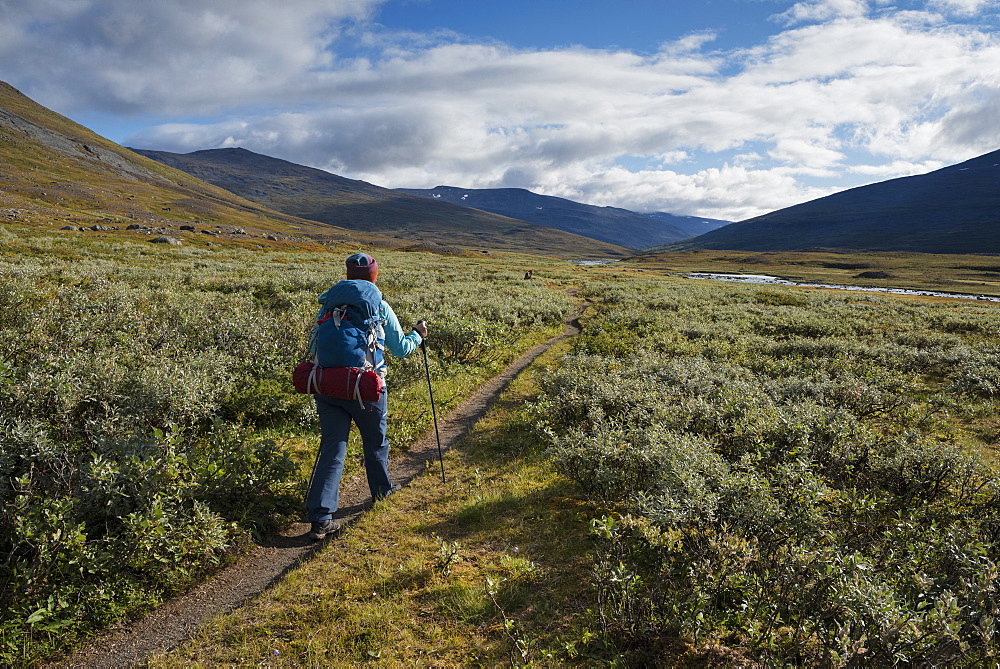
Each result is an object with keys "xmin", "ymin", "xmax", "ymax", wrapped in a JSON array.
[{"xmin": 52, "ymin": 308, "xmax": 582, "ymax": 668}]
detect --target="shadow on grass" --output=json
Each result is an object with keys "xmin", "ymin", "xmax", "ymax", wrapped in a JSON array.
[{"xmin": 396, "ymin": 393, "xmax": 600, "ymax": 658}]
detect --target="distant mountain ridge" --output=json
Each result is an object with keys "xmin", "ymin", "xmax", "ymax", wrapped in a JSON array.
[
  {"xmin": 397, "ymin": 185, "xmax": 730, "ymax": 249},
  {"xmin": 669, "ymin": 149, "xmax": 1000, "ymax": 254},
  {"xmin": 642, "ymin": 211, "xmax": 732, "ymax": 239},
  {"xmin": 132, "ymin": 148, "xmax": 631, "ymax": 258}
]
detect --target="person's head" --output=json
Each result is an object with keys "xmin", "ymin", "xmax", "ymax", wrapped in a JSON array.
[{"xmin": 345, "ymin": 252, "xmax": 379, "ymax": 282}]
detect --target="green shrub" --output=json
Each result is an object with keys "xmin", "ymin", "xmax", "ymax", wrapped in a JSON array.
[
  {"xmin": 0, "ymin": 242, "xmax": 576, "ymax": 663},
  {"xmin": 429, "ymin": 317, "xmax": 507, "ymax": 363},
  {"xmin": 538, "ymin": 276, "xmax": 1000, "ymax": 665}
]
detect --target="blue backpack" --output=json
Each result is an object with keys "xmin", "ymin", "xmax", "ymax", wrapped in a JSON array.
[{"xmin": 311, "ymin": 280, "xmax": 386, "ymax": 372}]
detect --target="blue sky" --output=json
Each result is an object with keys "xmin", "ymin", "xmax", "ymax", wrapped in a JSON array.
[
  {"xmin": 372, "ymin": 0, "xmax": 780, "ymax": 53},
  {"xmin": 2, "ymin": 0, "xmax": 1000, "ymax": 220}
]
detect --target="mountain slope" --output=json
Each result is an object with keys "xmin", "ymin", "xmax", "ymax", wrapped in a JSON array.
[
  {"xmin": 669, "ymin": 149, "xmax": 1000, "ymax": 254},
  {"xmin": 0, "ymin": 81, "xmax": 353, "ymax": 242},
  {"xmin": 397, "ymin": 185, "xmax": 712, "ymax": 249},
  {"xmin": 132, "ymin": 148, "xmax": 631, "ymax": 258}
]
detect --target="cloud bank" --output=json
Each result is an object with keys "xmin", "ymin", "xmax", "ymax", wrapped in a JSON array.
[{"xmin": 3, "ymin": 0, "xmax": 1000, "ymax": 220}]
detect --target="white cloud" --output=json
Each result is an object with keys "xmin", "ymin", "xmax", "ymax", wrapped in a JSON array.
[
  {"xmin": 539, "ymin": 164, "xmax": 828, "ymax": 222},
  {"xmin": 928, "ymin": 0, "xmax": 1000, "ymax": 16},
  {"xmin": 0, "ymin": 0, "xmax": 381, "ymax": 113},
  {"xmin": 848, "ymin": 159, "xmax": 946, "ymax": 176},
  {"xmin": 4, "ymin": 0, "xmax": 1000, "ymax": 221},
  {"xmin": 773, "ymin": 0, "xmax": 871, "ymax": 26}
]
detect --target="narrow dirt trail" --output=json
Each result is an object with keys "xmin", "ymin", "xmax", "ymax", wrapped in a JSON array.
[{"xmin": 52, "ymin": 307, "xmax": 583, "ymax": 668}]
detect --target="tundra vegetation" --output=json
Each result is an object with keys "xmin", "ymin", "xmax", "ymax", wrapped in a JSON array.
[
  {"xmin": 5, "ymin": 221, "xmax": 1000, "ymax": 666},
  {"xmin": 540, "ymin": 276, "xmax": 1000, "ymax": 665},
  {"xmin": 157, "ymin": 269, "xmax": 1000, "ymax": 667},
  {"xmin": 0, "ymin": 227, "xmax": 572, "ymax": 665}
]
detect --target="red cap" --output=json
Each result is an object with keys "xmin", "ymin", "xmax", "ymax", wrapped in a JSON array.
[{"xmin": 345, "ymin": 253, "xmax": 378, "ymax": 282}]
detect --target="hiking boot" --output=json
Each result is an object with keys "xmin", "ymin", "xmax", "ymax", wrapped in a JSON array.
[
  {"xmin": 374, "ymin": 485, "xmax": 398, "ymax": 501},
  {"xmin": 308, "ymin": 518, "xmax": 342, "ymax": 541}
]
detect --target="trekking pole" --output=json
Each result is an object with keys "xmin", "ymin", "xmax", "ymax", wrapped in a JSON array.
[
  {"xmin": 421, "ymin": 335, "xmax": 446, "ymax": 483},
  {"xmin": 305, "ymin": 445, "xmax": 321, "ymax": 509},
  {"xmin": 300, "ymin": 328, "xmax": 322, "ymax": 511}
]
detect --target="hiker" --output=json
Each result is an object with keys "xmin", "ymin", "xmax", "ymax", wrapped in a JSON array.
[{"xmin": 306, "ymin": 253, "xmax": 428, "ymax": 541}]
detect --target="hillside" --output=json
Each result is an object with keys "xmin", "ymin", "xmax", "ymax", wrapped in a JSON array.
[
  {"xmin": 667, "ymin": 148, "xmax": 1000, "ymax": 253},
  {"xmin": 397, "ymin": 185, "xmax": 727, "ymax": 249},
  {"xmin": 0, "ymin": 81, "xmax": 364, "ymax": 245},
  {"xmin": 132, "ymin": 148, "xmax": 631, "ymax": 258}
]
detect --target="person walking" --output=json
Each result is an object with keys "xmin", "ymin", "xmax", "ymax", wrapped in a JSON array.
[{"xmin": 306, "ymin": 253, "xmax": 428, "ymax": 541}]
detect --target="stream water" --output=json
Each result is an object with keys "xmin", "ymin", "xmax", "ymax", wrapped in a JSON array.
[{"xmin": 688, "ymin": 273, "xmax": 1000, "ymax": 303}]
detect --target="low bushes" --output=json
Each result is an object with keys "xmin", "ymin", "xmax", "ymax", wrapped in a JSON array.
[
  {"xmin": 0, "ymin": 239, "xmax": 572, "ymax": 663},
  {"xmin": 538, "ymin": 277, "xmax": 1000, "ymax": 665},
  {"xmin": 3, "ymin": 424, "xmax": 295, "ymax": 638}
]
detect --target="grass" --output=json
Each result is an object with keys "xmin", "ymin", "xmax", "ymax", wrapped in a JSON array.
[{"xmin": 150, "ymin": 333, "xmax": 601, "ymax": 667}]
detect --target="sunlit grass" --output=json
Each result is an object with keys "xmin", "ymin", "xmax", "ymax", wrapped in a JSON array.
[{"xmin": 540, "ymin": 272, "xmax": 1000, "ymax": 664}]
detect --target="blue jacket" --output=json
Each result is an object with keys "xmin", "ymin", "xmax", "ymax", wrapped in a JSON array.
[{"xmin": 378, "ymin": 300, "xmax": 423, "ymax": 374}]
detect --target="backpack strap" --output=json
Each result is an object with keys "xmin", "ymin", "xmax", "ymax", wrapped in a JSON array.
[
  {"xmin": 353, "ymin": 372, "xmax": 365, "ymax": 409},
  {"xmin": 307, "ymin": 364, "xmax": 321, "ymax": 394},
  {"xmin": 317, "ymin": 306, "xmax": 347, "ymax": 329}
]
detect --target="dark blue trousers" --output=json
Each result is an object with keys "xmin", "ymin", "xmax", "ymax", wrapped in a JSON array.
[{"xmin": 307, "ymin": 392, "xmax": 392, "ymax": 522}]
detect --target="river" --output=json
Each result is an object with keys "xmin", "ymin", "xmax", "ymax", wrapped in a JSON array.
[{"xmin": 688, "ymin": 273, "xmax": 1000, "ymax": 303}]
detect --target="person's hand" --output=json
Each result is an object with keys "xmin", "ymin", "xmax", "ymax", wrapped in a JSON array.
[{"xmin": 414, "ymin": 320, "xmax": 428, "ymax": 337}]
